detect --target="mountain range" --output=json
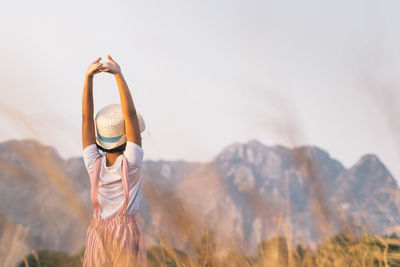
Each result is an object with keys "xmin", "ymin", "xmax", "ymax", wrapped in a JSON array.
[{"xmin": 0, "ymin": 138, "xmax": 399, "ymax": 265}]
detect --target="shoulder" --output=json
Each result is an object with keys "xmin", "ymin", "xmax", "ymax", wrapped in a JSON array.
[
  {"xmin": 123, "ymin": 141, "xmax": 144, "ymax": 167},
  {"xmin": 83, "ymin": 143, "xmax": 102, "ymax": 176},
  {"xmin": 83, "ymin": 143, "xmax": 99, "ymax": 154},
  {"xmin": 125, "ymin": 141, "xmax": 144, "ymax": 153},
  {"xmin": 83, "ymin": 143, "xmax": 102, "ymax": 161}
]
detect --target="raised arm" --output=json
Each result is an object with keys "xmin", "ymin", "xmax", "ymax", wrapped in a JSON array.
[
  {"xmin": 101, "ymin": 55, "xmax": 142, "ymax": 147},
  {"xmin": 82, "ymin": 57, "xmax": 103, "ymax": 150}
]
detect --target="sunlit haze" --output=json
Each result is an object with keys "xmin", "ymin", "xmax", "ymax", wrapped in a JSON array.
[{"xmin": 1, "ymin": 0, "xmax": 399, "ymax": 182}]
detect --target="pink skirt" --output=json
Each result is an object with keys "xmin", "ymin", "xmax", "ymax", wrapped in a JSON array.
[{"xmin": 83, "ymin": 213, "xmax": 147, "ymax": 267}]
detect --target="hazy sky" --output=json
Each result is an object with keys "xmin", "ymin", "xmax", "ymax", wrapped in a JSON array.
[{"xmin": 1, "ymin": 0, "xmax": 399, "ymax": 181}]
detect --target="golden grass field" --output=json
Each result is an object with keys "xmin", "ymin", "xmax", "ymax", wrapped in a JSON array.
[{"xmin": 5, "ymin": 82, "xmax": 400, "ymax": 267}]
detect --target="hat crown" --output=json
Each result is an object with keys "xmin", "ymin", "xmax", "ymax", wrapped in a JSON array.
[
  {"xmin": 96, "ymin": 104, "xmax": 124, "ymax": 128},
  {"xmin": 95, "ymin": 104, "xmax": 145, "ymax": 150}
]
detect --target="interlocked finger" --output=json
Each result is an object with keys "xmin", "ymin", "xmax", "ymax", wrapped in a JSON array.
[{"xmin": 92, "ymin": 57, "xmax": 101, "ymax": 64}]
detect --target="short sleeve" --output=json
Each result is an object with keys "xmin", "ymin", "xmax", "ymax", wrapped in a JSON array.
[
  {"xmin": 83, "ymin": 143, "xmax": 102, "ymax": 179},
  {"xmin": 123, "ymin": 141, "xmax": 144, "ymax": 167}
]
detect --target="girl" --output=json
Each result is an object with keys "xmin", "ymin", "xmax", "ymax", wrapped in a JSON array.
[{"xmin": 81, "ymin": 55, "xmax": 146, "ymax": 266}]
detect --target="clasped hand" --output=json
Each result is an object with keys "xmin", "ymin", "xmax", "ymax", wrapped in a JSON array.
[{"xmin": 85, "ymin": 55, "xmax": 121, "ymax": 78}]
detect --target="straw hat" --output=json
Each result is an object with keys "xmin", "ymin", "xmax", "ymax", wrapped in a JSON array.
[{"xmin": 95, "ymin": 104, "xmax": 146, "ymax": 150}]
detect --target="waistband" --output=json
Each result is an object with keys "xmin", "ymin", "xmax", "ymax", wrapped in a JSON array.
[{"xmin": 90, "ymin": 212, "xmax": 144, "ymax": 228}]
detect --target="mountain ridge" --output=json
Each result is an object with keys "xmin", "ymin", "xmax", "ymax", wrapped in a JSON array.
[{"xmin": 0, "ymin": 138, "xmax": 398, "ymax": 264}]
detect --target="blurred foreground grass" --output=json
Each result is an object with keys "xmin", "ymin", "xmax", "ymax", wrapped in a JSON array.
[{"xmin": 17, "ymin": 230, "xmax": 400, "ymax": 267}]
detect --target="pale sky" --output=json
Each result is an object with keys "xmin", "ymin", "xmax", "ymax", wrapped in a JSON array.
[{"xmin": 1, "ymin": 0, "xmax": 399, "ymax": 182}]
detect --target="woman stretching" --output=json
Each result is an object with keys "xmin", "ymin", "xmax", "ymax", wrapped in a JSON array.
[{"xmin": 82, "ymin": 55, "xmax": 146, "ymax": 266}]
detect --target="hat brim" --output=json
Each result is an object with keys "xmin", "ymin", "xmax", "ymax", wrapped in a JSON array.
[{"xmin": 96, "ymin": 134, "xmax": 127, "ymax": 150}]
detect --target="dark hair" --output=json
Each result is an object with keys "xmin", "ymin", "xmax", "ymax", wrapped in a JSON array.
[{"xmin": 96, "ymin": 142, "xmax": 126, "ymax": 153}]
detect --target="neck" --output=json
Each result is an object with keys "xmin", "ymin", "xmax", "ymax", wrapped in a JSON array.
[{"xmin": 105, "ymin": 152, "xmax": 122, "ymax": 167}]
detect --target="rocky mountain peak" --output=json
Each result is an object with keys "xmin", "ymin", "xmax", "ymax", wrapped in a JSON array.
[
  {"xmin": 356, "ymin": 154, "xmax": 382, "ymax": 168},
  {"xmin": 352, "ymin": 153, "xmax": 397, "ymax": 187},
  {"xmin": 334, "ymin": 153, "xmax": 398, "ymax": 206}
]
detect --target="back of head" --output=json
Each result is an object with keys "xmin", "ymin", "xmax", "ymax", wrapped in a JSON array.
[{"xmin": 95, "ymin": 104, "xmax": 145, "ymax": 152}]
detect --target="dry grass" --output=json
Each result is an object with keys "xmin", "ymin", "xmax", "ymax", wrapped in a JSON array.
[{"xmin": 3, "ymin": 73, "xmax": 400, "ymax": 266}]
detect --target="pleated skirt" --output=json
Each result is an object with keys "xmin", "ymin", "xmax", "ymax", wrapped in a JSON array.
[{"xmin": 83, "ymin": 213, "xmax": 147, "ymax": 267}]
